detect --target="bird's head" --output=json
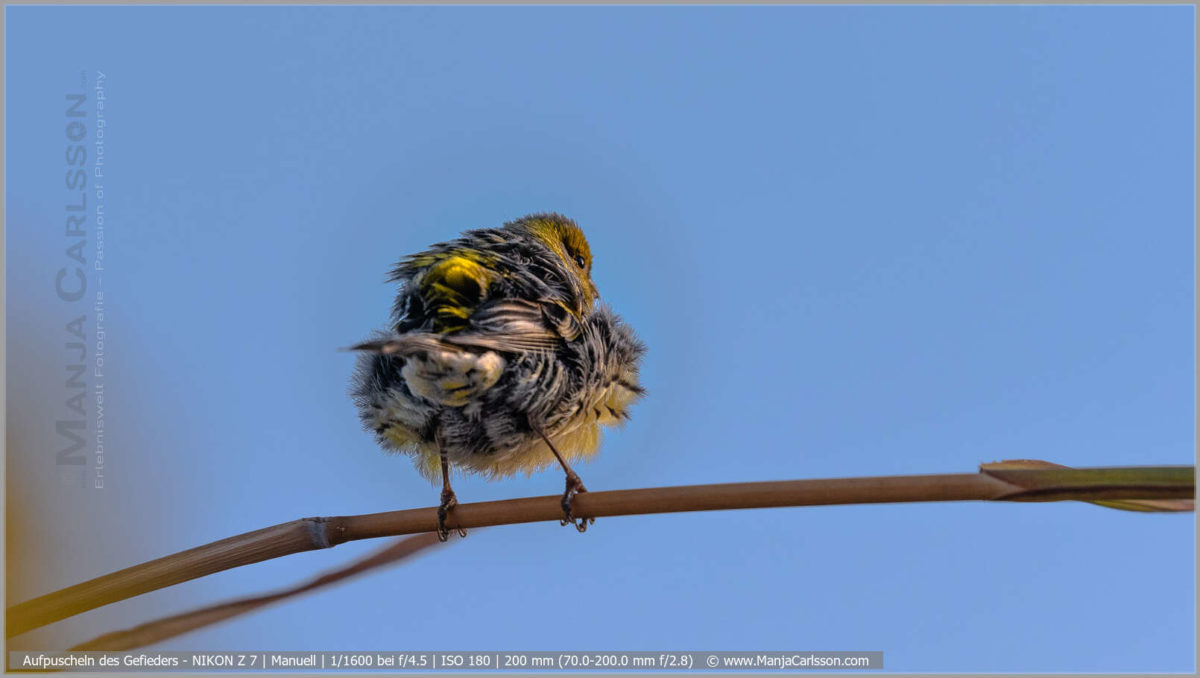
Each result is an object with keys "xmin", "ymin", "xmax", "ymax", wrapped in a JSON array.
[{"xmin": 506, "ymin": 213, "xmax": 600, "ymax": 312}]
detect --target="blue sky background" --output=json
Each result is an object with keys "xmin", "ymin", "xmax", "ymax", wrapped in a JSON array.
[{"xmin": 5, "ymin": 6, "xmax": 1194, "ymax": 673}]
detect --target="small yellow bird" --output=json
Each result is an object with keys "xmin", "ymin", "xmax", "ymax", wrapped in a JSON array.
[{"xmin": 352, "ymin": 213, "xmax": 645, "ymax": 540}]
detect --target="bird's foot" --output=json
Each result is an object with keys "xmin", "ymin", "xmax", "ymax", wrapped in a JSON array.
[
  {"xmin": 437, "ymin": 489, "xmax": 467, "ymax": 541},
  {"xmin": 560, "ymin": 472, "xmax": 594, "ymax": 533}
]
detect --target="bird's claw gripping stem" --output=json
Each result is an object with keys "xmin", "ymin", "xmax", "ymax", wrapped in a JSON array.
[
  {"xmin": 560, "ymin": 472, "xmax": 593, "ymax": 533},
  {"xmin": 437, "ymin": 489, "xmax": 466, "ymax": 542}
]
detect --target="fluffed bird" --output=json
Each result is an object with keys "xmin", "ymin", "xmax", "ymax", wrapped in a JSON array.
[{"xmin": 351, "ymin": 213, "xmax": 645, "ymax": 540}]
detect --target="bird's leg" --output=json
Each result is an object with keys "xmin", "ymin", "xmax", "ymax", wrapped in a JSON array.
[
  {"xmin": 437, "ymin": 449, "xmax": 467, "ymax": 541},
  {"xmin": 535, "ymin": 426, "xmax": 593, "ymax": 533}
]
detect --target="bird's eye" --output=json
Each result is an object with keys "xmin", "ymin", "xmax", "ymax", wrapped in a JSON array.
[{"xmin": 573, "ymin": 254, "xmax": 587, "ymax": 269}]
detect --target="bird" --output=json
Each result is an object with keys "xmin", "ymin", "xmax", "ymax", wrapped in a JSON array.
[{"xmin": 351, "ymin": 213, "xmax": 645, "ymax": 541}]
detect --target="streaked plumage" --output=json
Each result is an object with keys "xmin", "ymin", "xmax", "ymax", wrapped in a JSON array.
[{"xmin": 351, "ymin": 213, "xmax": 644, "ymax": 535}]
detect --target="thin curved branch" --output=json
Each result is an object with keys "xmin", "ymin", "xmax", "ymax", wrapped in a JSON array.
[
  {"xmin": 69, "ymin": 534, "xmax": 444, "ymax": 651},
  {"xmin": 7, "ymin": 463, "xmax": 1193, "ymax": 638}
]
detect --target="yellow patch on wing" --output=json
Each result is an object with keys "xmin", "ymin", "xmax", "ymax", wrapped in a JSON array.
[
  {"xmin": 407, "ymin": 248, "xmax": 496, "ymax": 271},
  {"xmin": 418, "ymin": 254, "xmax": 495, "ymax": 333}
]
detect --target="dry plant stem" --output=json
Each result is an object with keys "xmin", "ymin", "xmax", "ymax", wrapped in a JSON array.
[
  {"xmin": 8, "ymin": 466, "xmax": 1193, "ymax": 638},
  {"xmin": 70, "ymin": 534, "xmax": 443, "ymax": 651}
]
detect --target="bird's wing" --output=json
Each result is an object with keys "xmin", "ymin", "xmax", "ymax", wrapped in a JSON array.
[
  {"xmin": 354, "ymin": 298, "xmax": 564, "ymax": 356},
  {"xmin": 362, "ymin": 244, "xmax": 583, "ymax": 355},
  {"xmin": 350, "ymin": 308, "xmax": 559, "ymax": 355},
  {"xmin": 451, "ymin": 299, "xmax": 564, "ymax": 351}
]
